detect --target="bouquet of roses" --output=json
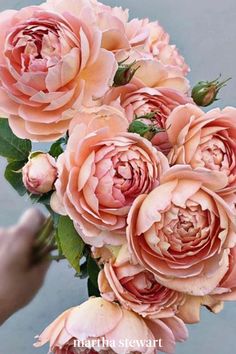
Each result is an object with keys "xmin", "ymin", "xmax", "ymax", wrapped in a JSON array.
[{"xmin": 0, "ymin": 0, "xmax": 235, "ymax": 353}]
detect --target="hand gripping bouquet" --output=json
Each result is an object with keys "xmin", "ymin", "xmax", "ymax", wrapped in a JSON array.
[{"xmin": 0, "ymin": 0, "xmax": 235, "ymax": 353}]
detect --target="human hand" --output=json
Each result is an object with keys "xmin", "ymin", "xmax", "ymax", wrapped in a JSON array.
[{"xmin": 0, "ymin": 209, "xmax": 51, "ymax": 325}]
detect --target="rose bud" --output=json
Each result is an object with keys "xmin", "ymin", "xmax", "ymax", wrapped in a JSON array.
[
  {"xmin": 191, "ymin": 75, "xmax": 231, "ymax": 107},
  {"xmin": 22, "ymin": 153, "xmax": 57, "ymax": 195},
  {"xmin": 128, "ymin": 119, "xmax": 165, "ymax": 140},
  {"xmin": 113, "ymin": 59, "xmax": 140, "ymax": 87}
]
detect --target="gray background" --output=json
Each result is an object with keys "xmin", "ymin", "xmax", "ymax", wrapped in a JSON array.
[{"xmin": 0, "ymin": 0, "xmax": 236, "ymax": 353}]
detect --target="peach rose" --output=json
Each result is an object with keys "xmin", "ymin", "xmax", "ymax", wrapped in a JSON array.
[
  {"xmin": 167, "ymin": 104, "xmax": 236, "ymax": 194},
  {"xmin": 35, "ymin": 297, "xmax": 188, "ymax": 354},
  {"xmin": 69, "ymin": 104, "xmax": 130, "ymax": 136},
  {"xmin": 114, "ymin": 52, "xmax": 190, "ymax": 94},
  {"xmin": 22, "ymin": 152, "xmax": 57, "ymax": 194},
  {"xmin": 44, "ymin": 0, "xmax": 148, "ymax": 53},
  {"xmin": 134, "ymin": 59, "xmax": 189, "ymax": 94},
  {"xmin": 105, "ymin": 85, "xmax": 192, "ymax": 155},
  {"xmin": 145, "ymin": 21, "xmax": 189, "ymax": 76},
  {"xmin": 127, "ymin": 165, "xmax": 236, "ymax": 296},
  {"xmin": 0, "ymin": 6, "xmax": 117, "ymax": 141},
  {"xmin": 98, "ymin": 244, "xmax": 185, "ymax": 318},
  {"xmin": 177, "ymin": 247, "xmax": 236, "ymax": 324},
  {"xmin": 54, "ymin": 116, "xmax": 169, "ymax": 246}
]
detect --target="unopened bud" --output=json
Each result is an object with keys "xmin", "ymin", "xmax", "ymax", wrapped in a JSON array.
[
  {"xmin": 128, "ymin": 120, "xmax": 164, "ymax": 140},
  {"xmin": 191, "ymin": 75, "xmax": 231, "ymax": 107},
  {"xmin": 113, "ymin": 59, "xmax": 140, "ymax": 87},
  {"xmin": 22, "ymin": 152, "xmax": 57, "ymax": 195}
]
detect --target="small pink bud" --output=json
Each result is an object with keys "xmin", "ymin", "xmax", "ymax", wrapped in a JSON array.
[{"xmin": 22, "ymin": 153, "xmax": 57, "ymax": 195}]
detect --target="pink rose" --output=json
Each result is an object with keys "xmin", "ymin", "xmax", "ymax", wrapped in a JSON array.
[
  {"xmin": 105, "ymin": 85, "xmax": 192, "ymax": 155},
  {"xmin": 69, "ymin": 104, "xmax": 130, "ymax": 136},
  {"xmin": 114, "ymin": 52, "xmax": 190, "ymax": 94},
  {"xmin": 134, "ymin": 59, "xmax": 190, "ymax": 93},
  {"xmin": 145, "ymin": 21, "xmax": 189, "ymax": 76},
  {"xmin": 177, "ymin": 245, "xmax": 236, "ymax": 324},
  {"xmin": 22, "ymin": 153, "xmax": 57, "ymax": 194},
  {"xmin": 212, "ymin": 246, "xmax": 236, "ymax": 301},
  {"xmin": 0, "ymin": 6, "xmax": 117, "ymax": 141},
  {"xmin": 35, "ymin": 297, "xmax": 188, "ymax": 354},
  {"xmin": 127, "ymin": 165, "xmax": 236, "ymax": 296},
  {"xmin": 167, "ymin": 104, "xmax": 236, "ymax": 194},
  {"xmin": 98, "ymin": 244, "xmax": 185, "ymax": 318},
  {"xmin": 54, "ymin": 117, "xmax": 168, "ymax": 246},
  {"xmin": 44, "ymin": 0, "xmax": 148, "ymax": 53}
]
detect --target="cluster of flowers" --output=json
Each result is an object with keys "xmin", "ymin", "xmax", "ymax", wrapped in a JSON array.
[{"xmin": 0, "ymin": 0, "xmax": 235, "ymax": 353}]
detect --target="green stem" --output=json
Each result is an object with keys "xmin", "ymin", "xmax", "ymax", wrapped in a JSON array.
[{"xmin": 49, "ymin": 255, "xmax": 66, "ymax": 262}]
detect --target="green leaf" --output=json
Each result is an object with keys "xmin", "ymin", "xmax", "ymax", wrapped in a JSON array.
[
  {"xmin": 31, "ymin": 192, "xmax": 52, "ymax": 206},
  {"xmin": 0, "ymin": 119, "xmax": 31, "ymax": 161},
  {"xmin": 4, "ymin": 161, "xmax": 27, "ymax": 196},
  {"xmin": 87, "ymin": 278, "xmax": 100, "ymax": 297},
  {"xmin": 49, "ymin": 137, "xmax": 67, "ymax": 158},
  {"xmin": 87, "ymin": 255, "xmax": 100, "ymax": 289},
  {"xmin": 57, "ymin": 216, "xmax": 84, "ymax": 272}
]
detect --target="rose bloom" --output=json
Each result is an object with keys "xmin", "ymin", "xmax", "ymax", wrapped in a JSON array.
[
  {"xmin": 0, "ymin": 5, "xmax": 116, "ymax": 141},
  {"xmin": 44, "ymin": 0, "xmax": 149, "ymax": 53},
  {"xmin": 22, "ymin": 153, "xmax": 57, "ymax": 194},
  {"xmin": 127, "ymin": 165, "xmax": 236, "ymax": 296},
  {"xmin": 177, "ymin": 243, "xmax": 236, "ymax": 324},
  {"xmin": 115, "ymin": 51, "xmax": 190, "ymax": 94},
  {"xmin": 98, "ymin": 244, "xmax": 185, "ymax": 318},
  {"xmin": 105, "ymin": 84, "xmax": 192, "ymax": 155},
  {"xmin": 54, "ymin": 110, "xmax": 168, "ymax": 246},
  {"xmin": 167, "ymin": 104, "xmax": 236, "ymax": 194},
  {"xmin": 145, "ymin": 21, "xmax": 189, "ymax": 76},
  {"xmin": 35, "ymin": 297, "xmax": 188, "ymax": 354}
]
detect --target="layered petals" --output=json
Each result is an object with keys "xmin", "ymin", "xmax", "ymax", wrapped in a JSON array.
[
  {"xmin": 127, "ymin": 165, "xmax": 236, "ymax": 296},
  {"xmin": 53, "ymin": 112, "xmax": 169, "ymax": 246},
  {"xmin": 35, "ymin": 297, "xmax": 188, "ymax": 354},
  {"xmin": 0, "ymin": 5, "xmax": 117, "ymax": 141},
  {"xmin": 167, "ymin": 104, "xmax": 236, "ymax": 194}
]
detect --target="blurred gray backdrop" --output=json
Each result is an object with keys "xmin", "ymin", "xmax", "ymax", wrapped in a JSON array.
[{"xmin": 0, "ymin": 0, "xmax": 236, "ymax": 353}]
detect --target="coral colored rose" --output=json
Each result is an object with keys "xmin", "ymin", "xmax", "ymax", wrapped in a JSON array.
[
  {"xmin": 54, "ymin": 118, "xmax": 169, "ymax": 246},
  {"xmin": 22, "ymin": 153, "xmax": 57, "ymax": 194},
  {"xmin": 167, "ymin": 104, "xmax": 236, "ymax": 194},
  {"xmin": 0, "ymin": 6, "xmax": 117, "ymax": 141},
  {"xmin": 105, "ymin": 85, "xmax": 192, "ymax": 155},
  {"xmin": 98, "ymin": 244, "xmax": 185, "ymax": 318},
  {"xmin": 145, "ymin": 21, "xmax": 189, "ymax": 76},
  {"xmin": 34, "ymin": 297, "xmax": 188, "ymax": 354},
  {"xmin": 127, "ymin": 165, "xmax": 236, "ymax": 296}
]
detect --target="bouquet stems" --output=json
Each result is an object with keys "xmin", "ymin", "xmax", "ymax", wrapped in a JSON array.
[{"xmin": 33, "ymin": 216, "xmax": 58, "ymax": 264}]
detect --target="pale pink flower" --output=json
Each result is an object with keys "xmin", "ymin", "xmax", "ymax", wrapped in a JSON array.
[
  {"xmin": 69, "ymin": 104, "xmax": 129, "ymax": 136},
  {"xmin": 167, "ymin": 104, "xmax": 236, "ymax": 194},
  {"xmin": 34, "ymin": 297, "xmax": 188, "ymax": 354},
  {"xmin": 127, "ymin": 165, "xmax": 236, "ymax": 296},
  {"xmin": 114, "ymin": 51, "xmax": 190, "ymax": 94},
  {"xmin": 22, "ymin": 153, "xmax": 57, "ymax": 194},
  {"xmin": 98, "ymin": 244, "xmax": 185, "ymax": 318},
  {"xmin": 134, "ymin": 59, "xmax": 190, "ymax": 93},
  {"xmin": 145, "ymin": 21, "xmax": 189, "ymax": 75},
  {"xmin": 44, "ymin": 0, "xmax": 148, "ymax": 53},
  {"xmin": 0, "ymin": 6, "xmax": 117, "ymax": 141},
  {"xmin": 53, "ymin": 117, "xmax": 169, "ymax": 246}
]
